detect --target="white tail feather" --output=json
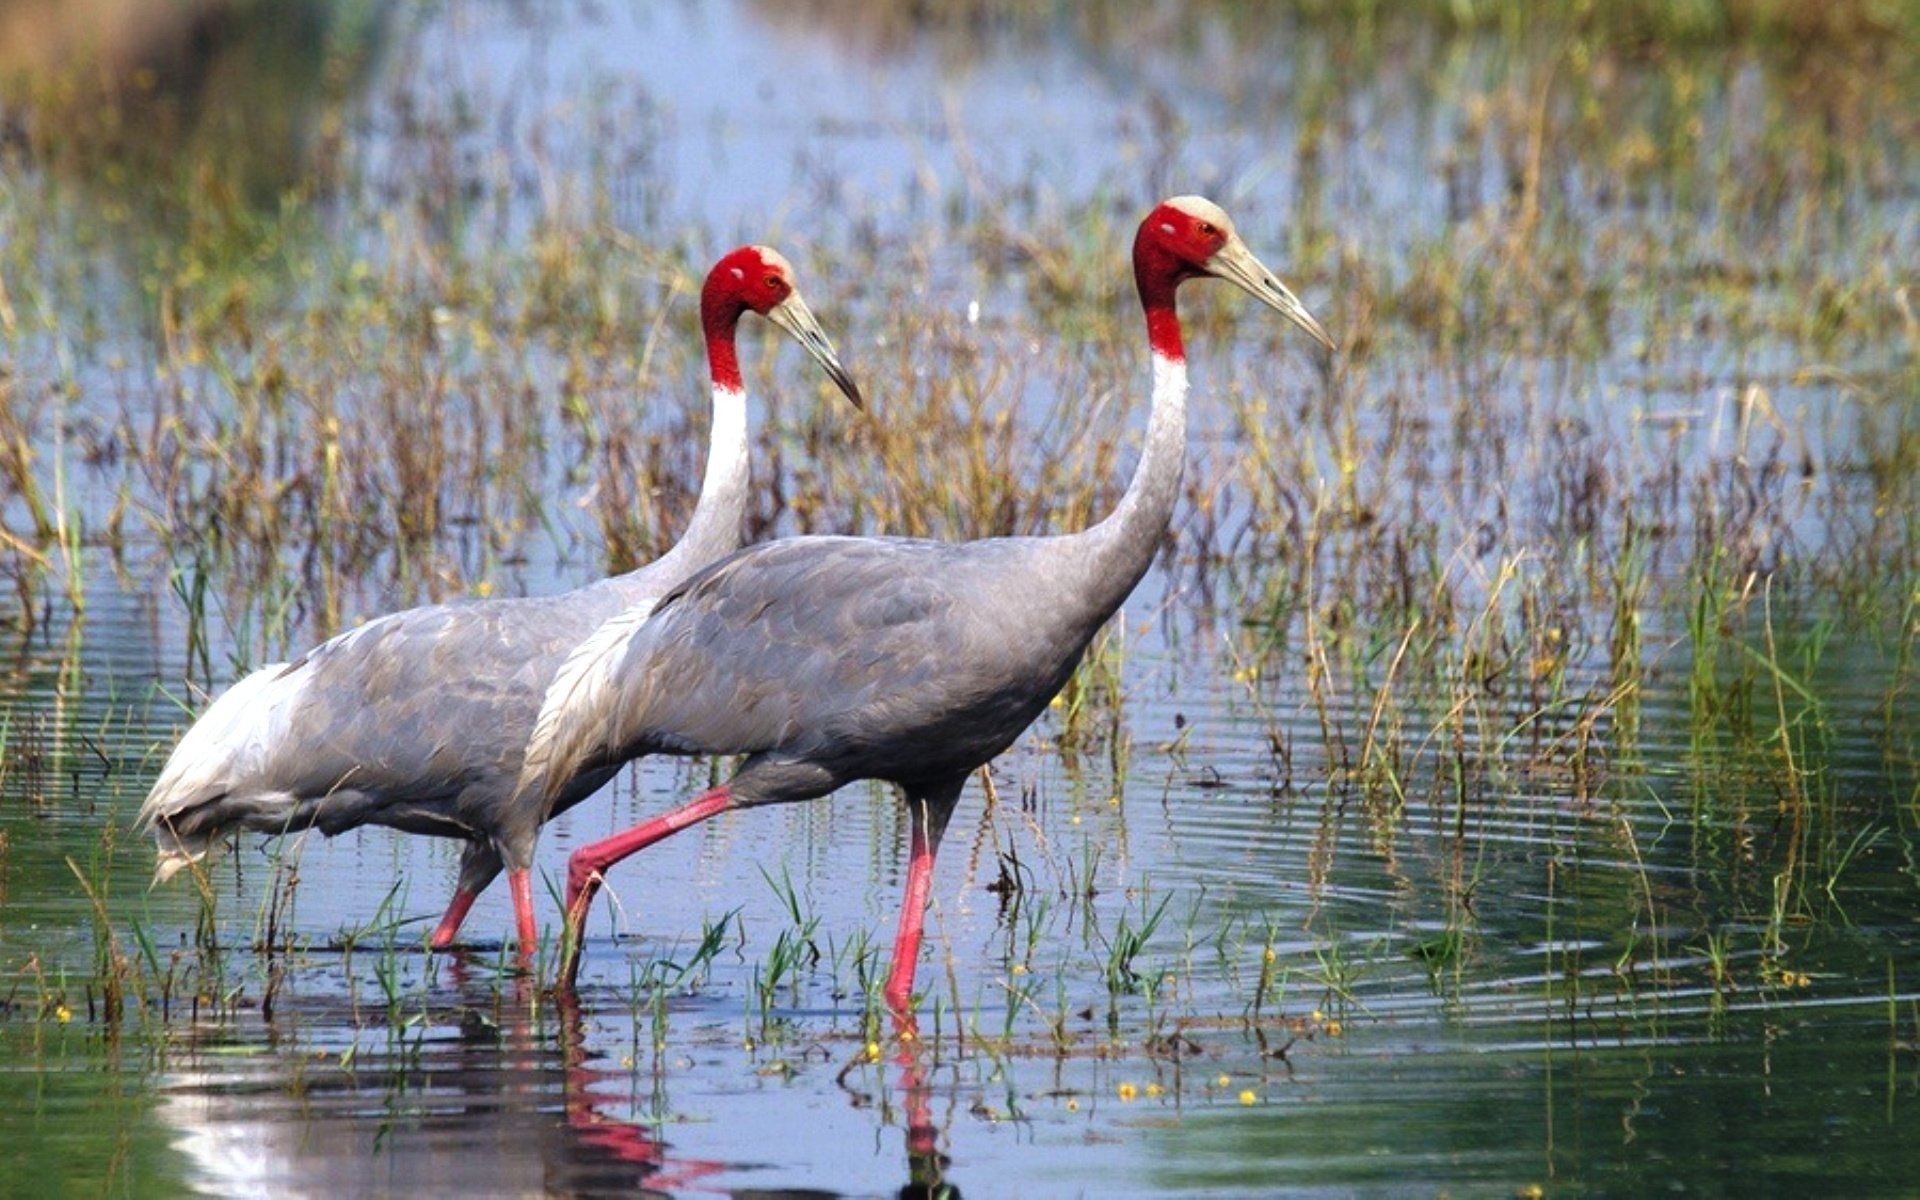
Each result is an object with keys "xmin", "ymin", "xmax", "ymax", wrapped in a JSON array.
[
  {"xmin": 151, "ymin": 846, "xmax": 201, "ymax": 887},
  {"xmin": 139, "ymin": 663, "xmax": 294, "ymax": 831}
]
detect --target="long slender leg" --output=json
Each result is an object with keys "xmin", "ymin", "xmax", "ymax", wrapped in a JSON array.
[
  {"xmin": 882, "ymin": 815, "xmax": 939, "ymax": 1019},
  {"xmin": 559, "ymin": 784, "xmax": 736, "ymax": 986},
  {"xmin": 430, "ymin": 842, "xmax": 505, "ymax": 949},
  {"xmin": 430, "ymin": 887, "xmax": 480, "ymax": 949},
  {"xmin": 510, "ymin": 868, "xmax": 538, "ymax": 962},
  {"xmin": 882, "ymin": 781, "xmax": 963, "ymax": 1026}
]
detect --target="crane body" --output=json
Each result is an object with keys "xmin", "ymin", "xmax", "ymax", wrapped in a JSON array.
[
  {"xmin": 140, "ymin": 246, "xmax": 861, "ymax": 953},
  {"xmin": 518, "ymin": 197, "xmax": 1334, "ymax": 1017}
]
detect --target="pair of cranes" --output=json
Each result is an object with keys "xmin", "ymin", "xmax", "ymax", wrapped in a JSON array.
[{"xmin": 139, "ymin": 196, "xmax": 1335, "ymax": 1018}]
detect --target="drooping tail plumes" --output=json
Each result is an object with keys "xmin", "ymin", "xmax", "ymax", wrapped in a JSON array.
[{"xmin": 138, "ymin": 663, "xmax": 293, "ymax": 885}]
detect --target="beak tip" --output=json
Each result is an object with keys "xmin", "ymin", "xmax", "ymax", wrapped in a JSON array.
[
  {"xmin": 825, "ymin": 362, "xmax": 863, "ymax": 409},
  {"xmin": 1286, "ymin": 309, "xmax": 1336, "ymax": 356}
]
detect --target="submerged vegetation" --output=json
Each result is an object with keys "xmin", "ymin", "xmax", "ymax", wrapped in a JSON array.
[{"xmin": 0, "ymin": 0, "xmax": 1915, "ymax": 1191}]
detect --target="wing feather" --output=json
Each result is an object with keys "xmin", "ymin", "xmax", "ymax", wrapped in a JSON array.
[{"xmin": 517, "ymin": 599, "xmax": 661, "ymax": 813}]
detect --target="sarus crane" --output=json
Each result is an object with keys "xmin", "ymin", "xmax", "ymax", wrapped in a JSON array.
[
  {"xmin": 138, "ymin": 246, "xmax": 861, "ymax": 956},
  {"xmin": 515, "ymin": 196, "xmax": 1334, "ymax": 1017}
]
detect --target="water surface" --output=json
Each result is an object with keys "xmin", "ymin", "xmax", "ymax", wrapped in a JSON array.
[{"xmin": 2, "ymin": 1, "xmax": 1916, "ymax": 1196}]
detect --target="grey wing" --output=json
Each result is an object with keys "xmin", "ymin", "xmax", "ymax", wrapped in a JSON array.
[
  {"xmin": 517, "ymin": 537, "xmax": 918, "ymax": 808},
  {"xmin": 263, "ymin": 608, "xmax": 528, "ymax": 799},
  {"xmin": 594, "ymin": 535, "xmax": 1069, "ymax": 794},
  {"xmin": 142, "ymin": 593, "xmax": 614, "ymax": 878},
  {"xmin": 516, "ymin": 594, "xmax": 669, "ymax": 820},
  {"xmin": 516, "ymin": 532, "xmax": 1090, "ymax": 813},
  {"xmin": 622, "ymin": 538, "xmax": 961, "ymax": 747}
]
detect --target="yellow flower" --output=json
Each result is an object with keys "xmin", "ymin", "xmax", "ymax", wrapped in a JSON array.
[
  {"xmin": 1311, "ymin": 1009, "xmax": 1325, "ymax": 1023},
  {"xmin": 54, "ymin": 1005, "xmax": 72, "ymax": 1024},
  {"xmin": 1011, "ymin": 963, "xmax": 1028, "ymax": 976},
  {"xmin": 1216, "ymin": 1073, "xmax": 1232, "ymax": 1088},
  {"xmin": 1326, "ymin": 1021, "xmax": 1343, "ymax": 1037},
  {"xmin": 1145, "ymin": 1083, "xmax": 1164, "ymax": 1098},
  {"xmin": 1239, "ymin": 1089, "xmax": 1258, "ymax": 1105},
  {"xmin": 1065, "ymin": 1097, "xmax": 1080, "ymax": 1112},
  {"xmin": 1263, "ymin": 947, "xmax": 1277, "ymax": 964},
  {"xmin": 1117, "ymin": 1083, "xmax": 1139, "ymax": 1101},
  {"xmin": 866, "ymin": 1041, "xmax": 882, "ymax": 1061}
]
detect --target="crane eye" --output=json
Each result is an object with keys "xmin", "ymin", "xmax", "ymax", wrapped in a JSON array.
[
  {"xmin": 1198, "ymin": 221, "xmax": 1218, "ymax": 237},
  {"xmin": 766, "ymin": 274, "xmax": 785, "ymax": 292}
]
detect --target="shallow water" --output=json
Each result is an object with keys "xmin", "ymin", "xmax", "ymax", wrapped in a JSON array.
[{"xmin": 3, "ymin": 0, "xmax": 1918, "ymax": 1196}]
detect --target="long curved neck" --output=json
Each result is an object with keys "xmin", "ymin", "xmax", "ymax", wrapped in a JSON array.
[
  {"xmin": 651, "ymin": 380, "xmax": 749, "ymax": 576},
  {"xmin": 1067, "ymin": 335, "xmax": 1189, "ymax": 623},
  {"xmin": 613, "ymin": 305, "xmax": 752, "ymax": 587}
]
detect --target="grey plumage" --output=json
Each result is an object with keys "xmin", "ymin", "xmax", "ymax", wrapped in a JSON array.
[
  {"xmin": 518, "ymin": 196, "xmax": 1335, "ymax": 1010},
  {"xmin": 144, "ymin": 580, "xmax": 642, "ymax": 881},
  {"xmin": 530, "ymin": 536, "xmax": 1100, "ymax": 810},
  {"xmin": 138, "ymin": 244, "xmax": 860, "ymax": 950}
]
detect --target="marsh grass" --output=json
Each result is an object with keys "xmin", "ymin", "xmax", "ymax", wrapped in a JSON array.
[{"xmin": 0, "ymin": 2, "xmax": 1913, "ymax": 1064}]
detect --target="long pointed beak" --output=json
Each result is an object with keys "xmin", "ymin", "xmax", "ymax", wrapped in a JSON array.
[
  {"xmin": 766, "ymin": 291, "xmax": 863, "ymax": 409},
  {"xmin": 1206, "ymin": 236, "xmax": 1336, "ymax": 352}
]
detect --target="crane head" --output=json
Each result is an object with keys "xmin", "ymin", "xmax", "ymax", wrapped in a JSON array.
[
  {"xmin": 706, "ymin": 245, "xmax": 863, "ymax": 408},
  {"xmin": 1138, "ymin": 195, "xmax": 1335, "ymax": 352}
]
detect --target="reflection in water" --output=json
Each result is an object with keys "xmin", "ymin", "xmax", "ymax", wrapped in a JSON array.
[
  {"xmin": 152, "ymin": 965, "xmax": 962, "ymax": 1198},
  {"xmin": 1, "ymin": 0, "xmax": 1914, "ymax": 1193},
  {"xmin": 154, "ymin": 979, "xmax": 703, "ymax": 1197},
  {"xmin": 861, "ymin": 964, "xmax": 961, "ymax": 1197},
  {"xmin": 831, "ymin": 1036, "xmax": 965, "ymax": 1200},
  {"xmin": 890, "ymin": 1048, "xmax": 961, "ymax": 1200}
]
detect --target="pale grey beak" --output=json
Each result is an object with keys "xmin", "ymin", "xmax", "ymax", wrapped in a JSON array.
[
  {"xmin": 1206, "ymin": 236, "xmax": 1336, "ymax": 352},
  {"xmin": 766, "ymin": 291, "xmax": 863, "ymax": 409}
]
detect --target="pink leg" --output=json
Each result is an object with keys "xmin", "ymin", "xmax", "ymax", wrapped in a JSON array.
[
  {"xmin": 558, "ymin": 785, "xmax": 735, "ymax": 986},
  {"xmin": 883, "ymin": 814, "xmax": 939, "ymax": 1022},
  {"xmin": 510, "ymin": 869, "xmax": 538, "ymax": 963},
  {"xmin": 430, "ymin": 886, "xmax": 480, "ymax": 950}
]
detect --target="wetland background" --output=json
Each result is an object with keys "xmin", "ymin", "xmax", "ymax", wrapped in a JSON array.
[{"xmin": 1, "ymin": 0, "xmax": 1916, "ymax": 1194}]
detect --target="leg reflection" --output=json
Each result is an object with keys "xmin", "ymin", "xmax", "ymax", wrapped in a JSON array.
[
  {"xmin": 898, "ymin": 1044, "xmax": 959, "ymax": 1200},
  {"xmin": 553, "ymin": 988, "xmax": 729, "ymax": 1193}
]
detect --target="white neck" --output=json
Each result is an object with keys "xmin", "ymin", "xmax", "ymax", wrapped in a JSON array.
[
  {"xmin": 640, "ymin": 383, "xmax": 750, "ymax": 580},
  {"xmin": 1068, "ymin": 352, "xmax": 1188, "ymax": 620}
]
